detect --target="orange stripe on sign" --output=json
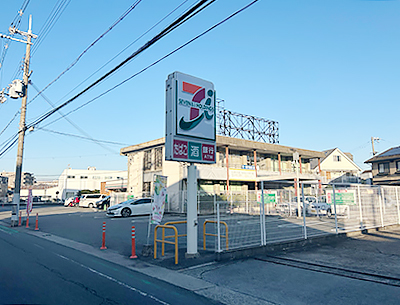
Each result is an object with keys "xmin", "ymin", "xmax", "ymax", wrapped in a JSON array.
[{"xmin": 183, "ymin": 82, "xmax": 202, "ymax": 94}]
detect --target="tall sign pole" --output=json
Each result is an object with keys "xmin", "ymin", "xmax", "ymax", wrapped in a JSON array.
[
  {"xmin": 165, "ymin": 71, "xmax": 216, "ymax": 258},
  {"xmin": 11, "ymin": 15, "xmax": 37, "ymax": 226}
]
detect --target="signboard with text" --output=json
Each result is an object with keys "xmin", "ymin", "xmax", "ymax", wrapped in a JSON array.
[
  {"xmin": 326, "ymin": 189, "xmax": 356, "ymax": 205},
  {"xmin": 257, "ymin": 190, "xmax": 277, "ymax": 204},
  {"xmin": 165, "ymin": 72, "xmax": 216, "ymax": 164}
]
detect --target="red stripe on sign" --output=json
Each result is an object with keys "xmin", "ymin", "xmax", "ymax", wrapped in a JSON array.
[{"xmin": 183, "ymin": 81, "xmax": 202, "ymax": 94}]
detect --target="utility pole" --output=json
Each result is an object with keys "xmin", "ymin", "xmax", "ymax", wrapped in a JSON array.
[
  {"xmin": 371, "ymin": 137, "xmax": 380, "ymax": 157},
  {"xmin": 10, "ymin": 15, "xmax": 37, "ymax": 226}
]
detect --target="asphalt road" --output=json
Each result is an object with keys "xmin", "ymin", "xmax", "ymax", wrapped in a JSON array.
[
  {"xmin": 0, "ymin": 222, "xmax": 220, "ymax": 305},
  {"xmin": 1, "ymin": 205, "xmax": 400, "ymax": 304}
]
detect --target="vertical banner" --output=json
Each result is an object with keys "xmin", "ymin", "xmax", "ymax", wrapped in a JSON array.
[
  {"xmin": 151, "ymin": 175, "xmax": 168, "ymax": 225},
  {"xmin": 26, "ymin": 189, "xmax": 33, "ymax": 215}
]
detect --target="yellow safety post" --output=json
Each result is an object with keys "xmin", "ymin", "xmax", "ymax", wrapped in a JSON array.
[
  {"xmin": 154, "ymin": 225, "xmax": 179, "ymax": 265},
  {"xmin": 163, "ymin": 221, "xmax": 187, "ymax": 256},
  {"xmin": 203, "ymin": 220, "xmax": 229, "ymax": 251}
]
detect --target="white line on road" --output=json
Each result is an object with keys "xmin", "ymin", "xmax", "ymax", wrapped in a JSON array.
[{"xmin": 55, "ymin": 253, "xmax": 170, "ymax": 305}]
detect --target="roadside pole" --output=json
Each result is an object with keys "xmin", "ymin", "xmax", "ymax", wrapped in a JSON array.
[
  {"xmin": 10, "ymin": 16, "xmax": 37, "ymax": 226},
  {"xmin": 293, "ymin": 152, "xmax": 301, "ymax": 218},
  {"xmin": 186, "ymin": 163, "xmax": 199, "ymax": 258},
  {"xmin": 301, "ymin": 183, "xmax": 307, "ymax": 239}
]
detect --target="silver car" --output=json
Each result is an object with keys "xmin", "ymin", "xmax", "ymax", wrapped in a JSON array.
[{"xmin": 106, "ymin": 198, "xmax": 152, "ymax": 217}]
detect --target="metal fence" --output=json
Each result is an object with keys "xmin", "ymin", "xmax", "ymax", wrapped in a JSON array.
[
  {"xmin": 109, "ymin": 184, "xmax": 400, "ymax": 253},
  {"xmin": 202, "ymin": 184, "xmax": 400, "ymax": 253}
]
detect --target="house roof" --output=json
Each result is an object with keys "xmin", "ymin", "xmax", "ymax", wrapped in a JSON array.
[
  {"xmin": 313, "ymin": 147, "xmax": 361, "ymax": 171},
  {"xmin": 365, "ymin": 146, "xmax": 400, "ymax": 163}
]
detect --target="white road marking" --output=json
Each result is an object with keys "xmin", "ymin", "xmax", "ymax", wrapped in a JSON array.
[{"xmin": 55, "ymin": 254, "xmax": 170, "ymax": 305}]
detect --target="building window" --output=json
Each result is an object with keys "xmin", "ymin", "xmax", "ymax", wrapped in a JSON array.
[
  {"xmin": 105, "ymin": 176, "xmax": 113, "ymax": 180},
  {"xmin": 143, "ymin": 182, "xmax": 151, "ymax": 196},
  {"xmin": 378, "ymin": 163, "xmax": 389, "ymax": 174},
  {"xmin": 144, "ymin": 150, "xmax": 152, "ymax": 170},
  {"xmin": 67, "ymin": 175, "xmax": 75, "ymax": 179},
  {"xmin": 92, "ymin": 176, "xmax": 101, "ymax": 180},
  {"xmin": 155, "ymin": 147, "xmax": 163, "ymax": 170},
  {"xmin": 80, "ymin": 176, "xmax": 88, "ymax": 179},
  {"xmin": 333, "ymin": 155, "xmax": 341, "ymax": 162},
  {"xmin": 396, "ymin": 161, "xmax": 400, "ymax": 172}
]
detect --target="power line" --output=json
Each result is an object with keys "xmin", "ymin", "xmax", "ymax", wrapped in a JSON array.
[
  {"xmin": 36, "ymin": 127, "xmax": 130, "ymax": 146},
  {"xmin": 0, "ymin": 1, "xmax": 143, "ymax": 150},
  {"xmin": 0, "ymin": 111, "xmax": 19, "ymax": 137},
  {"xmin": 31, "ymin": 0, "xmax": 71, "ymax": 55},
  {"xmin": 29, "ymin": 80, "xmax": 117, "ymax": 153},
  {"xmin": 28, "ymin": 0, "xmax": 143, "ymax": 105},
  {"xmin": 0, "ymin": 134, "xmax": 18, "ymax": 158},
  {"xmin": 40, "ymin": 0, "xmax": 259, "ymax": 128},
  {"xmin": 1, "ymin": 0, "xmax": 260, "ymax": 158},
  {"xmin": 27, "ymin": 0, "xmax": 216, "ymax": 129},
  {"xmin": 31, "ymin": 0, "xmax": 189, "ymax": 109},
  {"xmin": 0, "ymin": 0, "xmax": 31, "ymax": 86}
]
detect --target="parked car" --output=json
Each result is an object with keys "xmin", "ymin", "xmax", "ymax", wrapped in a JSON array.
[
  {"xmin": 307, "ymin": 197, "xmax": 331, "ymax": 216},
  {"xmin": 106, "ymin": 198, "xmax": 152, "ymax": 218},
  {"xmin": 96, "ymin": 196, "xmax": 110, "ymax": 210},
  {"xmin": 79, "ymin": 194, "xmax": 107, "ymax": 208},
  {"xmin": 278, "ymin": 196, "xmax": 331, "ymax": 217},
  {"xmin": 276, "ymin": 202, "xmax": 298, "ymax": 215}
]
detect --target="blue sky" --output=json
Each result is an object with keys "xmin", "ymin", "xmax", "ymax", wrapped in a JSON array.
[{"xmin": 0, "ymin": 0, "xmax": 399, "ymax": 180}]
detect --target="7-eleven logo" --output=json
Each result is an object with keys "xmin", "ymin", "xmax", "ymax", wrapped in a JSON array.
[{"xmin": 179, "ymin": 81, "xmax": 214, "ymax": 131}]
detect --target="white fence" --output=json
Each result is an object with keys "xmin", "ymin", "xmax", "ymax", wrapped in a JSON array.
[
  {"xmin": 201, "ymin": 184, "xmax": 400, "ymax": 252},
  {"xmin": 110, "ymin": 185, "xmax": 400, "ymax": 253}
]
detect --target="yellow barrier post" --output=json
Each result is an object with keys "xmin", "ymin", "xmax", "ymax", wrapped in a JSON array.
[
  {"xmin": 203, "ymin": 220, "xmax": 229, "ymax": 251},
  {"xmin": 154, "ymin": 225, "xmax": 179, "ymax": 265}
]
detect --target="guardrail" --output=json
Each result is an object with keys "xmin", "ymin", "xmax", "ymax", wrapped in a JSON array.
[
  {"xmin": 203, "ymin": 220, "xmax": 229, "ymax": 251},
  {"xmin": 154, "ymin": 225, "xmax": 179, "ymax": 264}
]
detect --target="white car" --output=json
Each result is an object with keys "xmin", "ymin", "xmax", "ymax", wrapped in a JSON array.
[
  {"xmin": 106, "ymin": 198, "xmax": 152, "ymax": 217},
  {"xmin": 79, "ymin": 194, "xmax": 107, "ymax": 208}
]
